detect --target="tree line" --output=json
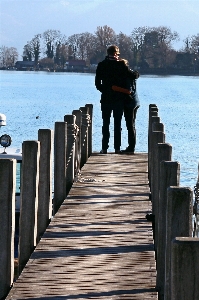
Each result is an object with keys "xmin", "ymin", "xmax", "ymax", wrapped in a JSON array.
[{"xmin": 0, "ymin": 25, "xmax": 199, "ymax": 72}]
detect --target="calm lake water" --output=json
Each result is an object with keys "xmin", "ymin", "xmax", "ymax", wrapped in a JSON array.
[{"xmin": 0, "ymin": 70, "xmax": 199, "ymax": 190}]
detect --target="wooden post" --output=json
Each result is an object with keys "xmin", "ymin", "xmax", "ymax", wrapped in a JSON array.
[
  {"xmin": 18, "ymin": 141, "xmax": 40, "ymax": 275},
  {"xmin": 148, "ymin": 105, "xmax": 158, "ymax": 156},
  {"xmin": 148, "ymin": 104, "xmax": 158, "ymax": 152},
  {"xmin": 171, "ymin": 238, "xmax": 199, "ymax": 300},
  {"xmin": 154, "ymin": 143, "xmax": 172, "ymax": 257},
  {"xmin": 156, "ymin": 161, "xmax": 180, "ymax": 299},
  {"xmin": 148, "ymin": 116, "xmax": 160, "ymax": 186},
  {"xmin": 165, "ymin": 187, "xmax": 193, "ymax": 300},
  {"xmin": 150, "ymin": 122, "xmax": 164, "ymax": 195},
  {"xmin": 152, "ymin": 121, "xmax": 164, "ymax": 133},
  {"xmin": 80, "ymin": 106, "xmax": 89, "ymax": 168},
  {"xmin": 148, "ymin": 108, "xmax": 159, "ymax": 181},
  {"xmin": 72, "ymin": 109, "xmax": 82, "ymax": 178},
  {"xmin": 85, "ymin": 103, "xmax": 93, "ymax": 157},
  {"xmin": 0, "ymin": 159, "xmax": 16, "ymax": 299},
  {"xmin": 37, "ymin": 129, "xmax": 53, "ymax": 242},
  {"xmin": 64, "ymin": 114, "xmax": 76, "ymax": 194},
  {"xmin": 150, "ymin": 131, "xmax": 165, "ymax": 215},
  {"xmin": 53, "ymin": 121, "xmax": 67, "ymax": 215}
]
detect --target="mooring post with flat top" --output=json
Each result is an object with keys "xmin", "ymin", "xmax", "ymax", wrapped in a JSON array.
[
  {"xmin": 149, "ymin": 116, "xmax": 160, "ymax": 187},
  {"xmin": 72, "ymin": 109, "xmax": 82, "ymax": 177},
  {"xmin": 171, "ymin": 237, "xmax": 199, "ymax": 300},
  {"xmin": 79, "ymin": 106, "xmax": 89, "ymax": 168},
  {"xmin": 156, "ymin": 161, "xmax": 180, "ymax": 300},
  {"xmin": 0, "ymin": 159, "xmax": 16, "ymax": 300},
  {"xmin": 148, "ymin": 104, "xmax": 158, "ymax": 182},
  {"xmin": 150, "ymin": 130, "xmax": 165, "ymax": 216},
  {"xmin": 53, "ymin": 121, "xmax": 67, "ymax": 215},
  {"xmin": 37, "ymin": 129, "xmax": 54, "ymax": 242},
  {"xmin": 85, "ymin": 103, "xmax": 93, "ymax": 157},
  {"xmin": 18, "ymin": 140, "xmax": 40, "ymax": 275},
  {"xmin": 64, "ymin": 114, "xmax": 76, "ymax": 195},
  {"xmin": 164, "ymin": 187, "xmax": 193, "ymax": 300}
]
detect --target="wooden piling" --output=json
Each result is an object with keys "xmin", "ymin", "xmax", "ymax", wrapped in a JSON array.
[
  {"xmin": 150, "ymin": 131, "xmax": 165, "ymax": 214},
  {"xmin": 64, "ymin": 114, "xmax": 76, "ymax": 194},
  {"xmin": 165, "ymin": 187, "xmax": 193, "ymax": 300},
  {"xmin": 18, "ymin": 141, "xmax": 40, "ymax": 275},
  {"xmin": 148, "ymin": 109, "xmax": 159, "ymax": 181},
  {"xmin": 79, "ymin": 106, "xmax": 89, "ymax": 168},
  {"xmin": 85, "ymin": 104, "xmax": 93, "ymax": 157},
  {"xmin": 0, "ymin": 159, "xmax": 16, "ymax": 299},
  {"xmin": 171, "ymin": 237, "xmax": 199, "ymax": 300},
  {"xmin": 37, "ymin": 129, "xmax": 53, "ymax": 241},
  {"xmin": 156, "ymin": 161, "xmax": 180, "ymax": 299},
  {"xmin": 53, "ymin": 122, "xmax": 67, "ymax": 215},
  {"xmin": 72, "ymin": 109, "xmax": 82, "ymax": 176},
  {"xmin": 152, "ymin": 121, "xmax": 164, "ymax": 133}
]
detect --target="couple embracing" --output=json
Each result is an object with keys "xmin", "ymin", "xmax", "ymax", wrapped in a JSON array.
[{"xmin": 95, "ymin": 45, "xmax": 140, "ymax": 154}]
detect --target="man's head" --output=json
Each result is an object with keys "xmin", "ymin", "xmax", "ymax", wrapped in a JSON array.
[{"xmin": 107, "ymin": 45, "xmax": 120, "ymax": 56}]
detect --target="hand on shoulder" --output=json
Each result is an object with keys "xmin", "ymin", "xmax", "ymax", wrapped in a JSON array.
[{"xmin": 133, "ymin": 70, "xmax": 139, "ymax": 79}]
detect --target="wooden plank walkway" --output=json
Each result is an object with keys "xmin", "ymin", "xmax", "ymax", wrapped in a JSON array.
[{"xmin": 7, "ymin": 153, "xmax": 157, "ymax": 300}]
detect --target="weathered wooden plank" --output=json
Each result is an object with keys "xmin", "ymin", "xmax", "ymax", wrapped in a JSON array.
[{"xmin": 6, "ymin": 153, "xmax": 157, "ymax": 299}]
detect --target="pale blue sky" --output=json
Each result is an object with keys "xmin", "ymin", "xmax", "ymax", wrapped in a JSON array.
[{"xmin": 1, "ymin": 0, "xmax": 199, "ymax": 57}]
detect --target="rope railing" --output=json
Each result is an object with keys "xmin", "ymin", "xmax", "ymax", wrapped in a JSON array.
[
  {"xmin": 81, "ymin": 113, "xmax": 90, "ymax": 147},
  {"xmin": 65, "ymin": 123, "xmax": 79, "ymax": 169}
]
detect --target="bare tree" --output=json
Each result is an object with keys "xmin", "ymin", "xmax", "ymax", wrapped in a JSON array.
[
  {"xmin": 23, "ymin": 43, "xmax": 32, "ymax": 61},
  {"xmin": 190, "ymin": 34, "xmax": 199, "ymax": 53},
  {"xmin": 140, "ymin": 30, "xmax": 169, "ymax": 68},
  {"xmin": 155, "ymin": 26, "xmax": 180, "ymax": 68},
  {"xmin": 189, "ymin": 34, "xmax": 199, "ymax": 71},
  {"xmin": 54, "ymin": 43, "xmax": 68, "ymax": 67},
  {"xmin": 67, "ymin": 34, "xmax": 80, "ymax": 59},
  {"xmin": 43, "ymin": 29, "xmax": 62, "ymax": 58},
  {"xmin": 0, "ymin": 46, "xmax": 18, "ymax": 67},
  {"xmin": 182, "ymin": 37, "xmax": 192, "ymax": 53},
  {"xmin": 94, "ymin": 25, "xmax": 117, "ymax": 61},
  {"xmin": 117, "ymin": 32, "xmax": 134, "ymax": 66},
  {"xmin": 8, "ymin": 47, "xmax": 18, "ymax": 66},
  {"xmin": 131, "ymin": 26, "xmax": 150, "ymax": 67},
  {"xmin": 131, "ymin": 26, "xmax": 179, "ymax": 68},
  {"xmin": 30, "ymin": 34, "xmax": 41, "ymax": 62},
  {"xmin": 67, "ymin": 32, "xmax": 96, "ymax": 62}
]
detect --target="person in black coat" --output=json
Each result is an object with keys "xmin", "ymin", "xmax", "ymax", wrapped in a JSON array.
[
  {"xmin": 95, "ymin": 45, "xmax": 139, "ymax": 154},
  {"xmin": 115, "ymin": 59, "xmax": 140, "ymax": 154}
]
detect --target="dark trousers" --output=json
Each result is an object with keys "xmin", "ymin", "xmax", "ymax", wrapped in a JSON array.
[
  {"xmin": 124, "ymin": 106, "xmax": 138, "ymax": 150},
  {"xmin": 101, "ymin": 100, "xmax": 123, "ymax": 150}
]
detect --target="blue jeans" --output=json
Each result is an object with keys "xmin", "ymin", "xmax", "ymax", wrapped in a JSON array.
[{"xmin": 124, "ymin": 103, "xmax": 139, "ymax": 150}]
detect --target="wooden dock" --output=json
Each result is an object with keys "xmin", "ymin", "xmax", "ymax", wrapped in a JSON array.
[{"xmin": 6, "ymin": 153, "xmax": 157, "ymax": 300}]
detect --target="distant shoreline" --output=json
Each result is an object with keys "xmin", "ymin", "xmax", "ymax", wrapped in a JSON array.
[{"xmin": 0, "ymin": 68, "xmax": 199, "ymax": 76}]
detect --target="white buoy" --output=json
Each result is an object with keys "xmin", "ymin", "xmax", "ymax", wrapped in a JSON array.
[{"xmin": 0, "ymin": 113, "xmax": 6, "ymax": 127}]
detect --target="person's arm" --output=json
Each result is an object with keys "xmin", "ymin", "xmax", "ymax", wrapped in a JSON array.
[
  {"xmin": 95, "ymin": 63, "xmax": 103, "ymax": 93},
  {"xmin": 128, "ymin": 68, "xmax": 139, "ymax": 80}
]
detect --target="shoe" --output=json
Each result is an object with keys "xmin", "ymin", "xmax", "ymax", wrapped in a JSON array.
[
  {"xmin": 120, "ymin": 147, "xmax": 134, "ymax": 154},
  {"xmin": 115, "ymin": 149, "xmax": 121, "ymax": 154},
  {"xmin": 100, "ymin": 149, "xmax": 107, "ymax": 154},
  {"xmin": 146, "ymin": 213, "xmax": 155, "ymax": 222}
]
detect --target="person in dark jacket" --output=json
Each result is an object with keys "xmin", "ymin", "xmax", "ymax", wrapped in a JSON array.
[
  {"xmin": 95, "ymin": 45, "xmax": 139, "ymax": 154},
  {"xmin": 122, "ymin": 78, "xmax": 140, "ymax": 154},
  {"xmin": 116, "ymin": 59, "xmax": 140, "ymax": 154}
]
